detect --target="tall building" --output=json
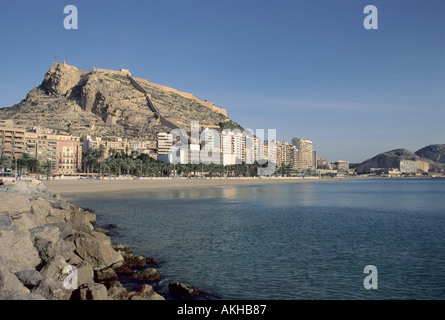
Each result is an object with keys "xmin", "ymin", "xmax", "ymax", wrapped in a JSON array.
[
  {"xmin": 276, "ymin": 141, "xmax": 297, "ymax": 169},
  {"xmin": 292, "ymin": 137, "xmax": 313, "ymax": 169},
  {"xmin": 156, "ymin": 132, "xmax": 173, "ymax": 163},
  {"xmin": 245, "ymin": 134, "xmax": 263, "ymax": 165},
  {"xmin": 221, "ymin": 130, "xmax": 244, "ymax": 166},
  {"xmin": 0, "ymin": 120, "xmax": 25, "ymax": 161},
  {"xmin": 201, "ymin": 128, "xmax": 221, "ymax": 164},
  {"xmin": 399, "ymin": 159, "xmax": 417, "ymax": 174},
  {"xmin": 25, "ymin": 128, "xmax": 59, "ymax": 172},
  {"xmin": 57, "ymin": 133, "xmax": 82, "ymax": 174},
  {"xmin": 263, "ymin": 139, "xmax": 277, "ymax": 165}
]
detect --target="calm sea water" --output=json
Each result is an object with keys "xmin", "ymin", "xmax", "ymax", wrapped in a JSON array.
[{"xmin": 66, "ymin": 178, "xmax": 445, "ymax": 300}]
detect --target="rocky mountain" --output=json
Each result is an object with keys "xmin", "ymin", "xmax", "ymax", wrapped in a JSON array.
[
  {"xmin": 415, "ymin": 144, "xmax": 445, "ymax": 165},
  {"xmin": 354, "ymin": 146, "xmax": 445, "ymax": 173},
  {"xmin": 0, "ymin": 62, "xmax": 242, "ymax": 141}
]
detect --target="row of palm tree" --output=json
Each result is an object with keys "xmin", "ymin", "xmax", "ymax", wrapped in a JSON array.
[
  {"xmin": 0, "ymin": 153, "xmax": 41, "ymax": 175},
  {"xmin": 81, "ymin": 147, "xmax": 271, "ymax": 178}
]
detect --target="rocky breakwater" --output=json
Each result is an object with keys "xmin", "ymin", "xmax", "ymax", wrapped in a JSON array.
[{"xmin": 0, "ymin": 180, "xmax": 164, "ymax": 300}]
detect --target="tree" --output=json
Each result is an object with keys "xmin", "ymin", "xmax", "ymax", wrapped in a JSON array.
[{"xmin": 0, "ymin": 154, "xmax": 10, "ymax": 173}]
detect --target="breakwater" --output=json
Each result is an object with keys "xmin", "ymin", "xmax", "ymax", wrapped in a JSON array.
[{"xmin": 0, "ymin": 180, "xmax": 200, "ymax": 300}]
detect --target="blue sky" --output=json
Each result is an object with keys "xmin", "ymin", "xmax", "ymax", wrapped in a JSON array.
[{"xmin": 0, "ymin": 0, "xmax": 444, "ymax": 162}]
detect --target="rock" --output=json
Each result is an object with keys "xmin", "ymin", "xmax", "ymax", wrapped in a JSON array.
[
  {"xmin": 130, "ymin": 284, "xmax": 165, "ymax": 300},
  {"xmin": 29, "ymin": 198, "xmax": 51, "ymax": 224},
  {"xmin": 94, "ymin": 227, "xmax": 112, "ymax": 235},
  {"xmin": 111, "ymin": 261, "xmax": 133, "ymax": 276},
  {"xmin": 29, "ymin": 225, "xmax": 62, "ymax": 262},
  {"xmin": 0, "ymin": 214, "xmax": 14, "ymax": 231},
  {"xmin": 0, "ymin": 181, "xmax": 44, "ymax": 200},
  {"xmin": 121, "ymin": 251, "xmax": 146, "ymax": 269},
  {"xmin": 0, "ymin": 266, "xmax": 31, "ymax": 294},
  {"xmin": 74, "ymin": 283, "xmax": 109, "ymax": 300},
  {"xmin": 107, "ymin": 283, "xmax": 165, "ymax": 301},
  {"xmin": 47, "ymin": 222, "xmax": 73, "ymax": 239},
  {"xmin": 145, "ymin": 257, "xmax": 159, "ymax": 265},
  {"xmin": 107, "ymin": 286, "xmax": 129, "ymax": 300},
  {"xmin": 89, "ymin": 231, "xmax": 112, "ymax": 245},
  {"xmin": 74, "ymin": 235, "xmax": 123, "ymax": 270},
  {"xmin": 46, "ymin": 208, "xmax": 70, "ymax": 224},
  {"xmin": 113, "ymin": 244, "xmax": 132, "ymax": 253},
  {"xmin": 31, "ymin": 278, "xmax": 72, "ymax": 300},
  {"xmin": 11, "ymin": 214, "xmax": 37, "ymax": 235},
  {"xmin": 74, "ymin": 261, "xmax": 94, "ymax": 287},
  {"xmin": 95, "ymin": 267, "xmax": 118, "ymax": 283},
  {"xmin": 129, "ymin": 268, "xmax": 161, "ymax": 282},
  {"xmin": 0, "ymin": 290, "xmax": 46, "ymax": 300},
  {"xmin": 169, "ymin": 282, "xmax": 201, "ymax": 299},
  {"xmin": 0, "ymin": 230, "xmax": 41, "ymax": 273},
  {"xmin": 50, "ymin": 200, "xmax": 70, "ymax": 211},
  {"xmin": 39, "ymin": 255, "xmax": 69, "ymax": 281},
  {"xmin": 70, "ymin": 210, "xmax": 94, "ymax": 233},
  {"xmin": 0, "ymin": 192, "xmax": 31, "ymax": 218},
  {"xmin": 14, "ymin": 270, "xmax": 45, "ymax": 289},
  {"xmin": 84, "ymin": 211, "xmax": 97, "ymax": 225}
]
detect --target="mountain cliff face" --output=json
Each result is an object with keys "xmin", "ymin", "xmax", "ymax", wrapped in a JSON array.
[{"xmin": 0, "ymin": 62, "xmax": 240, "ymax": 140}]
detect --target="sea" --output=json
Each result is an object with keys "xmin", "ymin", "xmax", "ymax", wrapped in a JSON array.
[{"xmin": 65, "ymin": 178, "xmax": 445, "ymax": 300}]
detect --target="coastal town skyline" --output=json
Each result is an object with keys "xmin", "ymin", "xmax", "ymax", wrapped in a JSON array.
[{"xmin": 0, "ymin": 1, "xmax": 444, "ymax": 163}]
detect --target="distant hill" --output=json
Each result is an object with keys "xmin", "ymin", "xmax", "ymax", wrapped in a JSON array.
[
  {"xmin": 0, "ymin": 62, "xmax": 242, "ymax": 141},
  {"xmin": 354, "ymin": 146, "xmax": 445, "ymax": 173},
  {"xmin": 415, "ymin": 144, "xmax": 445, "ymax": 165}
]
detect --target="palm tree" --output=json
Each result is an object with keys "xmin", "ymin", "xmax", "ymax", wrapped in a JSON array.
[{"xmin": 0, "ymin": 154, "xmax": 10, "ymax": 173}]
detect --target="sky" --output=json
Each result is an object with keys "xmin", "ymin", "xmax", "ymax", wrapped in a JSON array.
[{"xmin": 0, "ymin": 0, "xmax": 444, "ymax": 163}]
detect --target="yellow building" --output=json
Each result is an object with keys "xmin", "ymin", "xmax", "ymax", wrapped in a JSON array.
[
  {"xmin": 84, "ymin": 135, "xmax": 129, "ymax": 158},
  {"xmin": 25, "ymin": 128, "xmax": 59, "ymax": 172},
  {"xmin": 416, "ymin": 160, "xmax": 430, "ymax": 173}
]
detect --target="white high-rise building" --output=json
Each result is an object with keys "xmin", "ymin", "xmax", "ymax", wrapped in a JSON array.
[
  {"xmin": 201, "ymin": 128, "xmax": 221, "ymax": 164},
  {"xmin": 156, "ymin": 132, "xmax": 172, "ymax": 163},
  {"xmin": 221, "ymin": 130, "xmax": 244, "ymax": 166}
]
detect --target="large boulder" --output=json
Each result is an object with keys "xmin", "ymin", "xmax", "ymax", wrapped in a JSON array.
[
  {"xmin": 29, "ymin": 198, "xmax": 52, "ymax": 224},
  {"xmin": 74, "ymin": 234, "xmax": 123, "ymax": 270},
  {"xmin": 0, "ymin": 231, "xmax": 41, "ymax": 273},
  {"xmin": 31, "ymin": 277, "xmax": 72, "ymax": 300},
  {"xmin": 14, "ymin": 270, "xmax": 45, "ymax": 290},
  {"xmin": 0, "ymin": 192, "xmax": 31, "ymax": 218},
  {"xmin": 121, "ymin": 251, "xmax": 147, "ymax": 269},
  {"xmin": 73, "ymin": 283, "xmax": 109, "ymax": 300},
  {"xmin": 0, "ymin": 265, "xmax": 30, "ymax": 294}
]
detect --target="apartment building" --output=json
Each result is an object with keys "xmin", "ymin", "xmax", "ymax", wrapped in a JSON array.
[
  {"xmin": 221, "ymin": 130, "xmax": 244, "ymax": 166},
  {"xmin": 25, "ymin": 128, "xmax": 58, "ymax": 172},
  {"xmin": 57, "ymin": 133, "xmax": 83, "ymax": 174},
  {"xmin": 84, "ymin": 136, "xmax": 129, "ymax": 158},
  {"xmin": 157, "ymin": 132, "xmax": 173, "ymax": 163},
  {"xmin": 292, "ymin": 137, "xmax": 313, "ymax": 169},
  {"xmin": 399, "ymin": 159, "xmax": 417, "ymax": 174},
  {"xmin": 276, "ymin": 141, "xmax": 297, "ymax": 169},
  {"xmin": 0, "ymin": 120, "xmax": 25, "ymax": 161}
]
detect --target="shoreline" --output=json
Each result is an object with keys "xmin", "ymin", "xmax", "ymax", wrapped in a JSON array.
[{"xmin": 42, "ymin": 176, "xmax": 368, "ymax": 195}]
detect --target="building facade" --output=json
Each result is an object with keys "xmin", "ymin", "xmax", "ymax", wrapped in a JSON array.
[
  {"xmin": 0, "ymin": 120, "xmax": 25, "ymax": 161},
  {"xmin": 57, "ymin": 133, "xmax": 83, "ymax": 174},
  {"xmin": 291, "ymin": 137, "xmax": 313, "ymax": 169}
]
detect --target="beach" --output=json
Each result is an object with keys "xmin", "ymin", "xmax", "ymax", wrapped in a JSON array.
[{"xmin": 42, "ymin": 177, "xmax": 348, "ymax": 195}]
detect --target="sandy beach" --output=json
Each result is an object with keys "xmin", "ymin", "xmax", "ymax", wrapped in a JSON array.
[{"xmin": 42, "ymin": 177, "xmax": 350, "ymax": 195}]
